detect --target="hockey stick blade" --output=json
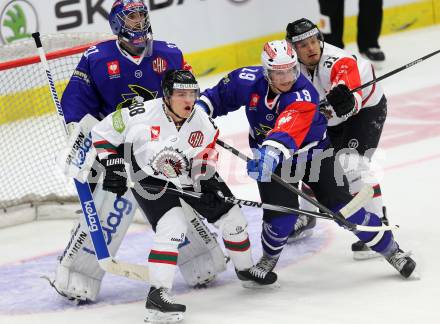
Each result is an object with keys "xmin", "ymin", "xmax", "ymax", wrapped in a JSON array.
[
  {"xmin": 339, "ymin": 185, "xmax": 374, "ymax": 218},
  {"xmin": 99, "ymin": 258, "xmax": 149, "ymax": 282},
  {"xmin": 338, "ymin": 185, "xmax": 399, "ymax": 232}
]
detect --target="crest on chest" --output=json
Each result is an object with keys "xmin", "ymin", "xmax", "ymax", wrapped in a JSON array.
[{"xmin": 150, "ymin": 147, "xmax": 190, "ymax": 178}]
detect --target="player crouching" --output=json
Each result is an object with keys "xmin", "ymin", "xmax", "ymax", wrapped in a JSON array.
[{"xmin": 91, "ymin": 69, "xmax": 277, "ymax": 322}]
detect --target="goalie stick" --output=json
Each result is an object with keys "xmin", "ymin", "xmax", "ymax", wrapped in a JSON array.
[
  {"xmin": 32, "ymin": 32, "xmax": 149, "ymax": 282},
  {"xmin": 135, "ymin": 183, "xmax": 396, "ymax": 233},
  {"xmin": 216, "ymin": 139, "xmax": 382, "ymax": 232},
  {"xmin": 319, "ymin": 48, "xmax": 440, "ymax": 107}
]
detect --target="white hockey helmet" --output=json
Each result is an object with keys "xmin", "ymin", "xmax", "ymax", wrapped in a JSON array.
[{"xmin": 261, "ymin": 40, "xmax": 300, "ymax": 82}]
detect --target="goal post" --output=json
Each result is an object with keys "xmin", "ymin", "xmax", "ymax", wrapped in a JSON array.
[{"xmin": 0, "ymin": 33, "xmax": 114, "ymax": 228}]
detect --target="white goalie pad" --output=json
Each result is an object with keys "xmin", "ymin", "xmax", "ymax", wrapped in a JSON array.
[
  {"xmin": 53, "ymin": 185, "xmax": 137, "ymax": 301},
  {"xmin": 56, "ymin": 114, "xmax": 99, "ymax": 183},
  {"xmin": 178, "ymin": 200, "xmax": 227, "ymax": 287}
]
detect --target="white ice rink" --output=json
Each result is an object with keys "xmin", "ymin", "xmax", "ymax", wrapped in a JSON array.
[{"xmin": 1, "ymin": 25, "xmax": 440, "ymax": 324}]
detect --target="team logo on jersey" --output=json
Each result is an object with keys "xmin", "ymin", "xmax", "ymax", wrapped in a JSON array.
[
  {"xmin": 152, "ymin": 56, "xmax": 168, "ymax": 74},
  {"xmin": 249, "ymin": 93, "xmax": 260, "ymax": 110},
  {"xmin": 135, "ymin": 70, "xmax": 143, "ymax": 78},
  {"xmin": 254, "ymin": 123, "xmax": 273, "ymax": 137},
  {"xmin": 277, "ymin": 114, "xmax": 293, "ymax": 127},
  {"xmin": 117, "ymin": 85, "xmax": 158, "ymax": 110},
  {"xmin": 266, "ymin": 114, "xmax": 274, "ymax": 121},
  {"xmin": 348, "ymin": 138, "xmax": 359, "ymax": 149},
  {"xmin": 188, "ymin": 131, "xmax": 204, "ymax": 148},
  {"xmin": 150, "ymin": 147, "xmax": 189, "ymax": 178},
  {"xmin": 150, "ymin": 126, "xmax": 160, "ymax": 141},
  {"xmin": 107, "ymin": 60, "xmax": 121, "ymax": 79}
]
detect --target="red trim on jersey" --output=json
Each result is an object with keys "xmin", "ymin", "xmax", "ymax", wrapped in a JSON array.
[
  {"xmin": 330, "ymin": 57, "xmax": 363, "ymax": 99},
  {"xmin": 193, "ymin": 129, "xmax": 220, "ymax": 175},
  {"xmin": 182, "ymin": 58, "xmax": 192, "ymax": 71},
  {"xmin": 361, "ymin": 66, "xmax": 377, "ymax": 106},
  {"xmin": 270, "ymin": 101, "xmax": 317, "ymax": 149}
]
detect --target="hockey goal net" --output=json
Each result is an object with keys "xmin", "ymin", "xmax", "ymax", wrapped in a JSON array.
[{"xmin": 0, "ymin": 33, "xmax": 114, "ymax": 227}]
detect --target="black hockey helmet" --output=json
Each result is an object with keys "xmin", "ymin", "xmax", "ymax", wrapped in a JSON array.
[
  {"xmin": 161, "ymin": 69, "xmax": 199, "ymax": 98},
  {"xmin": 285, "ymin": 18, "xmax": 324, "ymax": 44}
]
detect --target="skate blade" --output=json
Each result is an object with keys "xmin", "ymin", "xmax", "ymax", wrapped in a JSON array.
[
  {"xmin": 287, "ymin": 229, "xmax": 314, "ymax": 244},
  {"xmin": 353, "ymin": 250, "xmax": 381, "ymax": 260},
  {"xmin": 144, "ymin": 309, "xmax": 184, "ymax": 323},
  {"xmin": 241, "ymin": 281, "xmax": 281, "ymax": 289}
]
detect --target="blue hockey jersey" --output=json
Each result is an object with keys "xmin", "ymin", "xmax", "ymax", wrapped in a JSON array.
[
  {"xmin": 61, "ymin": 39, "xmax": 189, "ymax": 123},
  {"xmin": 199, "ymin": 66, "xmax": 330, "ymax": 159}
]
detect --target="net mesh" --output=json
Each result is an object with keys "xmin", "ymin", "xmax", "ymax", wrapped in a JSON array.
[{"xmin": 0, "ymin": 33, "xmax": 113, "ymax": 210}]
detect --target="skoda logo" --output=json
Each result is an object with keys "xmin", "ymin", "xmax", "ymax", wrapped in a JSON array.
[{"xmin": 0, "ymin": 0, "xmax": 38, "ymax": 44}]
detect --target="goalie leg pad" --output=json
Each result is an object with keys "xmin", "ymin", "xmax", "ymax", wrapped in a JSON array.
[
  {"xmin": 177, "ymin": 200, "xmax": 227, "ymax": 287},
  {"xmin": 53, "ymin": 185, "xmax": 137, "ymax": 302},
  {"xmin": 214, "ymin": 205, "xmax": 253, "ymax": 271},
  {"xmin": 149, "ymin": 207, "xmax": 187, "ymax": 290},
  {"xmin": 53, "ymin": 264, "xmax": 101, "ymax": 302}
]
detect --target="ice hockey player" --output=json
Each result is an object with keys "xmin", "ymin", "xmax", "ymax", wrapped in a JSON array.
[
  {"xmin": 285, "ymin": 18, "xmax": 392, "ymax": 259},
  {"xmin": 196, "ymin": 39, "xmax": 416, "ymax": 280},
  {"xmin": 91, "ymin": 69, "xmax": 277, "ymax": 323},
  {"xmin": 50, "ymin": 0, "xmax": 226, "ymax": 303}
]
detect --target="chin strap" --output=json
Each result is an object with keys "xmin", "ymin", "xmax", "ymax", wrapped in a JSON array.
[{"xmin": 164, "ymin": 99, "xmax": 188, "ymax": 122}]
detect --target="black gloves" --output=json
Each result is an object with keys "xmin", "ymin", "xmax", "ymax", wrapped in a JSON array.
[
  {"xmin": 326, "ymin": 84, "xmax": 357, "ymax": 119},
  {"xmin": 102, "ymin": 154, "xmax": 127, "ymax": 197},
  {"xmin": 199, "ymin": 177, "xmax": 226, "ymax": 209}
]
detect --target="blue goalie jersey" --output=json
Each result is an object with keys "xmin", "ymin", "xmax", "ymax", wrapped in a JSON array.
[
  {"xmin": 61, "ymin": 39, "xmax": 190, "ymax": 123},
  {"xmin": 199, "ymin": 66, "xmax": 330, "ymax": 159}
]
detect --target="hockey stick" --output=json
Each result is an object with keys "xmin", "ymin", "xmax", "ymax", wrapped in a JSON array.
[
  {"xmin": 32, "ymin": 32, "xmax": 149, "ymax": 282},
  {"xmin": 216, "ymin": 139, "xmax": 376, "ymax": 232},
  {"xmin": 136, "ymin": 183, "xmax": 396, "ymax": 232},
  {"xmin": 320, "ymin": 49, "xmax": 440, "ymax": 107}
]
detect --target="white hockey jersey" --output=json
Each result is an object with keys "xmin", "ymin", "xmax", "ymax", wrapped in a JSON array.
[
  {"xmin": 92, "ymin": 98, "xmax": 219, "ymax": 188},
  {"xmin": 300, "ymin": 43, "xmax": 384, "ymax": 126}
]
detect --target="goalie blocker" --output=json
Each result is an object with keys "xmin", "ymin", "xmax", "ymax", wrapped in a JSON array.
[{"xmin": 50, "ymin": 115, "xmax": 229, "ymax": 302}]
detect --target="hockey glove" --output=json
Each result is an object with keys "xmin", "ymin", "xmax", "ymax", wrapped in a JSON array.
[
  {"xmin": 199, "ymin": 177, "xmax": 228, "ymax": 209},
  {"xmin": 247, "ymin": 146, "xmax": 281, "ymax": 182},
  {"xmin": 326, "ymin": 84, "xmax": 357, "ymax": 119},
  {"xmin": 102, "ymin": 154, "xmax": 127, "ymax": 197}
]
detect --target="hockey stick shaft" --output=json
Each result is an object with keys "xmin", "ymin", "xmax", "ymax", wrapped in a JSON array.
[
  {"xmin": 352, "ymin": 49, "xmax": 440, "ymax": 93},
  {"xmin": 32, "ymin": 32, "xmax": 149, "ymax": 282},
  {"xmin": 136, "ymin": 183, "xmax": 395, "ymax": 232},
  {"xmin": 216, "ymin": 139, "xmax": 373, "ymax": 232},
  {"xmin": 320, "ymin": 49, "xmax": 440, "ymax": 107},
  {"xmin": 136, "ymin": 183, "xmax": 332, "ymax": 219}
]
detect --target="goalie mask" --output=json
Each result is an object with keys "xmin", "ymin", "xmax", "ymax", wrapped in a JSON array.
[
  {"xmin": 109, "ymin": 0, "xmax": 153, "ymax": 54},
  {"xmin": 261, "ymin": 40, "xmax": 300, "ymax": 93}
]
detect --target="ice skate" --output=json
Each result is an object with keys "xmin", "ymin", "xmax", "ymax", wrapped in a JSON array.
[
  {"xmin": 351, "ymin": 240, "xmax": 381, "ymax": 260},
  {"xmin": 385, "ymin": 248, "xmax": 416, "ymax": 279},
  {"xmin": 287, "ymin": 215, "xmax": 316, "ymax": 243},
  {"xmin": 237, "ymin": 254, "xmax": 279, "ymax": 288},
  {"xmin": 145, "ymin": 287, "xmax": 186, "ymax": 323}
]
